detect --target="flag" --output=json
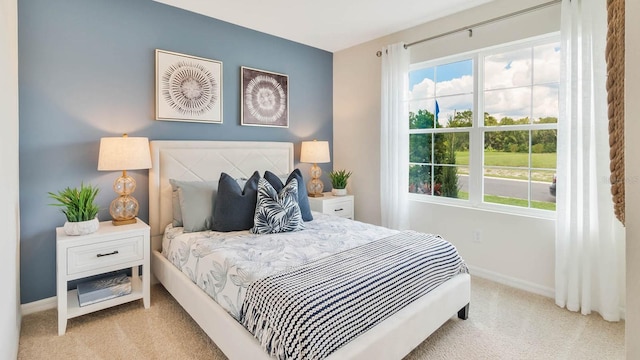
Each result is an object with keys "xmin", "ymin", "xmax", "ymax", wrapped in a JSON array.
[{"xmin": 435, "ymin": 100, "xmax": 440, "ymax": 123}]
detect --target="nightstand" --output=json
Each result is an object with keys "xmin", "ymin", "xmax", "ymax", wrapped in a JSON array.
[
  {"xmin": 308, "ymin": 192, "xmax": 354, "ymax": 219},
  {"xmin": 56, "ymin": 219, "xmax": 150, "ymax": 335}
]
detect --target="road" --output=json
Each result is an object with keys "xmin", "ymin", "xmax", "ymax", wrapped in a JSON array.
[{"xmin": 458, "ymin": 175, "xmax": 556, "ymax": 203}]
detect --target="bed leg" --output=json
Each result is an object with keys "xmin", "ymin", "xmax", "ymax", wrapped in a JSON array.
[{"xmin": 457, "ymin": 303, "xmax": 469, "ymax": 320}]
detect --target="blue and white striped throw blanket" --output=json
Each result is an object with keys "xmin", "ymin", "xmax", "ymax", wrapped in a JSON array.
[{"xmin": 240, "ymin": 231, "xmax": 468, "ymax": 360}]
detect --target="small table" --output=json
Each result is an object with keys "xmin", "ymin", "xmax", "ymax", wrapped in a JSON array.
[
  {"xmin": 56, "ymin": 219, "xmax": 150, "ymax": 335},
  {"xmin": 308, "ymin": 192, "xmax": 354, "ymax": 219}
]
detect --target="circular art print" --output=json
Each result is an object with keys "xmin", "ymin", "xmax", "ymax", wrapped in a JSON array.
[
  {"xmin": 156, "ymin": 50, "xmax": 222, "ymax": 123},
  {"xmin": 241, "ymin": 67, "xmax": 289, "ymax": 127}
]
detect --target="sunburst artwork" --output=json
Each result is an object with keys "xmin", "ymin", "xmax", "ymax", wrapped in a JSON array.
[
  {"xmin": 241, "ymin": 67, "xmax": 289, "ymax": 128},
  {"xmin": 156, "ymin": 49, "xmax": 223, "ymax": 123}
]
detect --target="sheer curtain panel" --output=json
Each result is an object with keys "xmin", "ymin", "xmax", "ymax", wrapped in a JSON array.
[
  {"xmin": 555, "ymin": 0, "xmax": 625, "ymax": 321},
  {"xmin": 380, "ymin": 43, "xmax": 410, "ymax": 230}
]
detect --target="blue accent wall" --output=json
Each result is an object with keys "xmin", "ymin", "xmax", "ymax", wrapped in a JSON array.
[{"xmin": 18, "ymin": 0, "xmax": 333, "ymax": 303}]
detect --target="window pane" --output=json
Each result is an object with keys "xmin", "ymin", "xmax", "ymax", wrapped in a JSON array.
[
  {"xmin": 483, "ymin": 168, "xmax": 529, "ymax": 206},
  {"xmin": 484, "ymin": 87, "xmax": 531, "ymax": 125},
  {"xmin": 434, "ymin": 165, "xmax": 464, "ymax": 199},
  {"xmin": 409, "ymin": 105, "xmax": 436, "ymax": 129},
  {"xmin": 434, "ymin": 132, "xmax": 469, "ymax": 165},
  {"xmin": 458, "ymin": 166, "xmax": 470, "ymax": 199},
  {"xmin": 435, "ymin": 59, "xmax": 473, "ymax": 97},
  {"xmin": 435, "ymin": 94, "xmax": 473, "ymax": 128},
  {"xmin": 410, "ymin": 134, "xmax": 432, "ymax": 163},
  {"xmin": 484, "ymin": 131, "xmax": 530, "ymax": 163},
  {"xmin": 409, "ymin": 67, "xmax": 435, "ymax": 99},
  {"xmin": 409, "ymin": 164, "xmax": 431, "ymax": 194},
  {"xmin": 532, "ymin": 84, "xmax": 559, "ymax": 120},
  {"xmin": 531, "ymin": 169, "xmax": 556, "ymax": 211},
  {"xmin": 531, "ymin": 130, "xmax": 557, "ymax": 168},
  {"xmin": 533, "ymin": 43, "xmax": 561, "ymax": 84},
  {"xmin": 484, "ymin": 48, "xmax": 532, "ymax": 90},
  {"xmin": 482, "ymin": 169, "xmax": 556, "ymax": 209}
]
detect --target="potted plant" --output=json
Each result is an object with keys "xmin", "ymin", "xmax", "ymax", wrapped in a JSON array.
[
  {"xmin": 48, "ymin": 183, "xmax": 100, "ymax": 236},
  {"xmin": 327, "ymin": 169, "xmax": 352, "ymax": 196}
]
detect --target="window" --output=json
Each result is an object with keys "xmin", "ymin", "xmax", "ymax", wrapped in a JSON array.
[{"xmin": 408, "ymin": 35, "xmax": 560, "ymax": 214}]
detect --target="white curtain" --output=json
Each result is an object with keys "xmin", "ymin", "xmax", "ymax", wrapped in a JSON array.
[
  {"xmin": 380, "ymin": 43, "xmax": 410, "ymax": 230},
  {"xmin": 555, "ymin": 0, "xmax": 625, "ymax": 321}
]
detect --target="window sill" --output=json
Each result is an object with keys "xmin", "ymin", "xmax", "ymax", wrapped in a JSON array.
[{"xmin": 407, "ymin": 193, "xmax": 557, "ymax": 221}]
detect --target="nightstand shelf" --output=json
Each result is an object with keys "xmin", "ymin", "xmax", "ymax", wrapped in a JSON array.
[
  {"xmin": 308, "ymin": 192, "xmax": 354, "ymax": 219},
  {"xmin": 56, "ymin": 219, "xmax": 150, "ymax": 335},
  {"xmin": 66, "ymin": 275, "xmax": 143, "ymax": 319}
]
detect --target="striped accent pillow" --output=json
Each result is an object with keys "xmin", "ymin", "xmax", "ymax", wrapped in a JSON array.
[{"xmin": 251, "ymin": 178, "xmax": 305, "ymax": 234}]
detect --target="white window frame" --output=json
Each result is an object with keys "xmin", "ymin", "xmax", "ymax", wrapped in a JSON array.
[{"xmin": 408, "ymin": 33, "xmax": 560, "ymax": 219}]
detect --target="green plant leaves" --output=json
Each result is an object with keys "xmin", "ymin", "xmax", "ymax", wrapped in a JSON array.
[
  {"xmin": 327, "ymin": 170, "xmax": 352, "ymax": 189},
  {"xmin": 48, "ymin": 182, "xmax": 100, "ymax": 222}
]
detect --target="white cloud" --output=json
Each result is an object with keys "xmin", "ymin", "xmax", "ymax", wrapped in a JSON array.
[{"xmin": 409, "ymin": 42, "xmax": 560, "ymax": 124}]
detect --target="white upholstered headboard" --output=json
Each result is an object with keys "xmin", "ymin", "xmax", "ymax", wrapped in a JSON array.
[{"xmin": 148, "ymin": 141, "xmax": 294, "ymax": 251}]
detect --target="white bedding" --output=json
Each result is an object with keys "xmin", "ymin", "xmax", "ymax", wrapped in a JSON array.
[{"xmin": 162, "ymin": 212, "xmax": 398, "ymax": 319}]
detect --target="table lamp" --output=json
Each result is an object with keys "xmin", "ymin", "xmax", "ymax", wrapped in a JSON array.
[
  {"xmin": 98, "ymin": 134, "xmax": 152, "ymax": 225},
  {"xmin": 300, "ymin": 140, "xmax": 330, "ymax": 197}
]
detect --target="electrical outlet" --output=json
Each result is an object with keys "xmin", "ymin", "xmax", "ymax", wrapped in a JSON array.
[{"xmin": 472, "ymin": 230, "xmax": 482, "ymax": 243}]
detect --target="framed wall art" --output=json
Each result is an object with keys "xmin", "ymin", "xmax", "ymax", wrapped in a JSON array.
[
  {"xmin": 155, "ymin": 49, "xmax": 223, "ymax": 123},
  {"xmin": 241, "ymin": 66, "xmax": 289, "ymax": 128}
]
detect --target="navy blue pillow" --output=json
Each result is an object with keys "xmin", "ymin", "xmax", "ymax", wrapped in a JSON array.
[
  {"xmin": 212, "ymin": 171, "xmax": 260, "ymax": 232},
  {"xmin": 264, "ymin": 169, "xmax": 313, "ymax": 222}
]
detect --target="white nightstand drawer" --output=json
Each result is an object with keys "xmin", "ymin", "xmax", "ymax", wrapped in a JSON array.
[
  {"xmin": 326, "ymin": 200, "xmax": 353, "ymax": 218},
  {"xmin": 308, "ymin": 193, "xmax": 355, "ymax": 219},
  {"xmin": 67, "ymin": 235, "xmax": 144, "ymax": 275}
]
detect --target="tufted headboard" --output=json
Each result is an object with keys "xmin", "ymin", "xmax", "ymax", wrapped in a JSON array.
[{"xmin": 148, "ymin": 141, "xmax": 294, "ymax": 251}]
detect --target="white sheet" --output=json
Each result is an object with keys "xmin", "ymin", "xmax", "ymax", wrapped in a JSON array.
[{"xmin": 162, "ymin": 212, "xmax": 398, "ymax": 318}]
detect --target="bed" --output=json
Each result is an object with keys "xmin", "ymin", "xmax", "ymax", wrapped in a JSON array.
[{"xmin": 149, "ymin": 140, "xmax": 471, "ymax": 360}]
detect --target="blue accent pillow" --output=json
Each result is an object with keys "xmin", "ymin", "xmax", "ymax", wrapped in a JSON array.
[
  {"xmin": 212, "ymin": 171, "xmax": 260, "ymax": 232},
  {"xmin": 251, "ymin": 178, "xmax": 305, "ymax": 234},
  {"xmin": 264, "ymin": 169, "xmax": 313, "ymax": 222}
]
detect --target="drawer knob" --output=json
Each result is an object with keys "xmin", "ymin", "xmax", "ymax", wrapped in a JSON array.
[
  {"xmin": 96, "ymin": 250, "xmax": 119, "ymax": 258},
  {"xmin": 334, "ymin": 208, "xmax": 343, "ymax": 212}
]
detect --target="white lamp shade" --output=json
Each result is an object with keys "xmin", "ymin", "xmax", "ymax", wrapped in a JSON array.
[
  {"xmin": 300, "ymin": 140, "xmax": 330, "ymax": 163},
  {"xmin": 98, "ymin": 136, "xmax": 152, "ymax": 171}
]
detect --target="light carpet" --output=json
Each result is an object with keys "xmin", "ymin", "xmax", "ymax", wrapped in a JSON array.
[{"xmin": 18, "ymin": 277, "xmax": 624, "ymax": 359}]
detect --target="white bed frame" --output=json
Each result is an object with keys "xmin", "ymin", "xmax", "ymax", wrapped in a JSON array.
[{"xmin": 149, "ymin": 140, "xmax": 471, "ymax": 360}]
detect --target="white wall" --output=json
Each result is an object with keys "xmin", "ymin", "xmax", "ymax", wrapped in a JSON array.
[
  {"xmin": 334, "ymin": 0, "xmax": 559, "ymax": 294},
  {"xmin": 0, "ymin": 0, "xmax": 21, "ymax": 358},
  {"xmin": 626, "ymin": 0, "xmax": 640, "ymax": 358}
]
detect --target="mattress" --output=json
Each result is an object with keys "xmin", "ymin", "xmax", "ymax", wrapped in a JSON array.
[{"xmin": 162, "ymin": 212, "xmax": 398, "ymax": 318}]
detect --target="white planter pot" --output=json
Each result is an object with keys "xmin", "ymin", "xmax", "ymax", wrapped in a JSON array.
[
  {"xmin": 332, "ymin": 188, "xmax": 348, "ymax": 196},
  {"xmin": 63, "ymin": 217, "xmax": 99, "ymax": 236}
]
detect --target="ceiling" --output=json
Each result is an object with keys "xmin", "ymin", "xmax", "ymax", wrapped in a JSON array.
[{"xmin": 154, "ymin": 0, "xmax": 494, "ymax": 52}]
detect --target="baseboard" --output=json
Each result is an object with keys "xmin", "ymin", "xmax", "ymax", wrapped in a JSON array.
[
  {"xmin": 467, "ymin": 265, "xmax": 555, "ymax": 299},
  {"xmin": 469, "ymin": 265, "xmax": 629, "ymax": 321},
  {"xmin": 21, "ymin": 296, "xmax": 56, "ymax": 315}
]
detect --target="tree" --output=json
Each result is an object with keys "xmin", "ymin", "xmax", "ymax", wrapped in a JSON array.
[
  {"xmin": 440, "ymin": 133, "xmax": 460, "ymax": 198},
  {"xmin": 408, "ymin": 109, "xmax": 447, "ymax": 193},
  {"xmin": 448, "ymin": 110, "xmax": 472, "ymax": 128},
  {"xmin": 410, "ymin": 109, "xmax": 435, "ymax": 129}
]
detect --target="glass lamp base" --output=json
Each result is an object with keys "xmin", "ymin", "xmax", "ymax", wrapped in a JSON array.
[
  {"xmin": 109, "ymin": 194, "xmax": 139, "ymax": 225},
  {"xmin": 307, "ymin": 177, "xmax": 324, "ymax": 197}
]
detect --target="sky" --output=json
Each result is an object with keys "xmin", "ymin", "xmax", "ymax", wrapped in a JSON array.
[{"xmin": 409, "ymin": 42, "xmax": 560, "ymax": 126}]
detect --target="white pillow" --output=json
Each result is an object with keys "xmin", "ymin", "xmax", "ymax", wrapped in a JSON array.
[{"xmin": 169, "ymin": 179, "xmax": 217, "ymax": 232}]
